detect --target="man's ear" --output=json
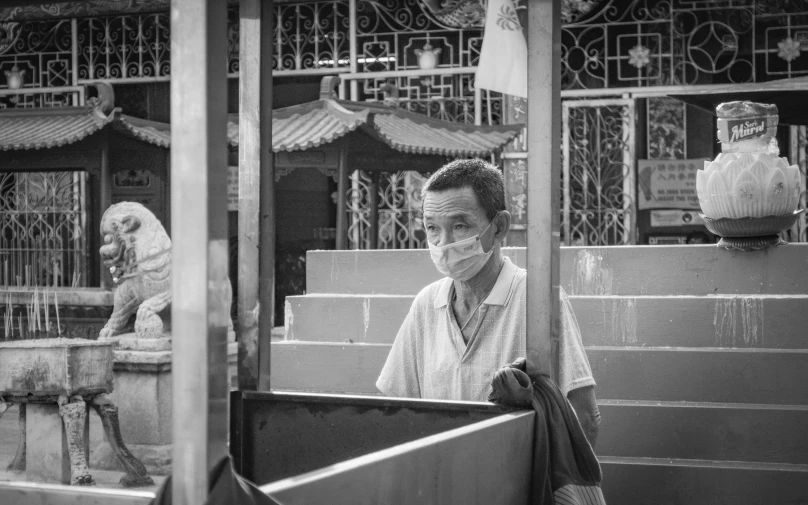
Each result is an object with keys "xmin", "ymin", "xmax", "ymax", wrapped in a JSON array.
[{"xmin": 493, "ymin": 211, "xmax": 511, "ymax": 242}]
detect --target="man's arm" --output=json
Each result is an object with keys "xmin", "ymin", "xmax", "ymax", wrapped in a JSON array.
[{"xmin": 567, "ymin": 385, "xmax": 600, "ymax": 448}]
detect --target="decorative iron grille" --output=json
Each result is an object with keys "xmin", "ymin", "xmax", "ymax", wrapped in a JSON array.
[
  {"xmin": 561, "ymin": 0, "xmax": 808, "ymax": 90},
  {"xmin": 0, "ymin": 19, "xmax": 74, "ymax": 107},
  {"xmin": 346, "ymin": 170, "xmax": 429, "ymax": 250},
  {"xmin": 562, "ymin": 99, "xmax": 636, "ymax": 246},
  {"xmin": 1, "ymin": 1, "xmax": 807, "ymax": 91},
  {"xmin": 76, "ymin": 13, "xmax": 170, "ymax": 80},
  {"xmin": 274, "ymin": 0, "xmax": 351, "ymax": 71},
  {"xmin": 785, "ymin": 125, "xmax": 807, "ymax": 243},
  {"xmin": 359, "ymin": 75, "xmax": 503, "ymax": 125},
  {"xmin": 0, "ymin": 171, "xmax": 88, "ymax": 288}
]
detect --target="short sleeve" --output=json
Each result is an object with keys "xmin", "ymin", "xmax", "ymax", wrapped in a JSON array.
[
  {"xmin": 376, "ymin": 297, "xmax": 423, "ymax": 398},
  {"xmin": 557, "ymin": 287, "xmax": 596, "ymax": 396}
]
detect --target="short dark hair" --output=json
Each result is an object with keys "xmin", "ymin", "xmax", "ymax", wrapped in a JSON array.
[{"xmin": 422, "ymin": 158, "xmax": 505, "ymax": 221}]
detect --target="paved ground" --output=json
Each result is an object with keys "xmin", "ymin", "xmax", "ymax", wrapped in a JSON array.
[{"xmin": 0, "ymin": 405, "xmax": 164, "ymax": 492}]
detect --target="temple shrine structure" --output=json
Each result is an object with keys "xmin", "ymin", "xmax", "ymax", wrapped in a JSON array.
[{"xmin": 0, "ymin": 0, "xmax": 807, "ymax": 504}]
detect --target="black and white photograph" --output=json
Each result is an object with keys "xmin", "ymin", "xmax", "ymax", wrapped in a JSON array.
[{"xmin": 0, "ymin": 0, "xmax": 806, "ymax": 503}]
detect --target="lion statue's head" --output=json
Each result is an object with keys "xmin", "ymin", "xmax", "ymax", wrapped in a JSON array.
[{"xmin": 100, "ymin": 202, "xmax": 171, "ymax": 287}]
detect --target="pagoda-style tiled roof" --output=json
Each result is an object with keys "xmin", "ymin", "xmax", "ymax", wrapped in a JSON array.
[
  {"xmin": 230, "ymin": 100, "xmax": 369, "ymax": 152},
  {"xmin": 270, "ymin": 97, "xmax": 521, "ymax": 157},
  {"xmin": 116, "ymin": 115, "xmax": 172, "ymax": 148},
  {"xmin": 0, "ymin": 92, "xmax": 521, "ymax": 157},
  {"xmin": 0, "ymin": 103, "xmax": 116, "ymax": 151},
  {"xmin": 370, "ymin": 109, "xmax": 518, "ymax": 157},
  {"xmin": 116, "ymin": 114, "xmax": 240, "ymax": 148}
]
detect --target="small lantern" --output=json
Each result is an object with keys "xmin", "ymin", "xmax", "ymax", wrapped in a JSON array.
[
  {"xmin": 415, "ymin": 42, "xmax": 441, "ymax": 71},
  {"xmin": 4, "ymin": 64, "xmax": 25, "ymax": 90},
  {"xmin": 4, "ymin": 64, "xmax": 25, "ymax": 104},
  {"xmin": 415, "ymin": 42, "xmax": 441, "ymax": 87}
]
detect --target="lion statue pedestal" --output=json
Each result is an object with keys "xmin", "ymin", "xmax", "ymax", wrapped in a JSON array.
[{"xmin": 91, "ymin": 202, "xmax": 234, "ymax": 475}]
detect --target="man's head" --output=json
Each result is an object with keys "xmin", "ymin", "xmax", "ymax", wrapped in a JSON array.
[{"xmin": 421, "ymin": 159, "xmax": 511, "ymax": 271}]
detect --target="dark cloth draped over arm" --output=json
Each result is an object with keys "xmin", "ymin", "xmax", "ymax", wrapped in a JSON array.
[{"xmin": 489, "ymin": 358, "xmax": 606, "ymax": 505}]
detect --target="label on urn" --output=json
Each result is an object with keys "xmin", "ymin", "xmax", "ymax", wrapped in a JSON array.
[{"xmin": 717, "ymin": 117, "xmax": 768, "ymax": 143}]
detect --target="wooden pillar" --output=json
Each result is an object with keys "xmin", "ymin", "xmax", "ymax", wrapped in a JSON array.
[
  {"xmin": 99, "ymin": 138, "xmax": 112, "ymax": 289},
  {"xmin": 256, "ymin": 0, "xmax": 276, "ymax": 392},
  {"xmin": 525, "ymin": 0, "xmax": 561, "ymax": 380},
  {"xmin": 164, "ymin": 148, "xmax": 171, "ymax": 236},
  {"xmin": 169, "ymin": 0, "xmax": 229, "ymax": 502},
  {"xmin": 369, "ymin": 171, "xmax": 380, "ymax": 249},
  {"xmin": 335, "ymin": 146, "xmax": 349, "ymax": 250},
  {"xmin": 236, "ymin": 0, "xmax": 267, "ymax": 391}
]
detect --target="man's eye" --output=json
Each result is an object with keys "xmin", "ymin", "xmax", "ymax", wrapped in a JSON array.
[{"xmin": 454, "ymin": 224, "xmax": 467, "ymax": 231}]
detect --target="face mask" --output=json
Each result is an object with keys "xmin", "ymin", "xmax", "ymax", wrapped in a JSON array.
[{"xmin": 428, "ymin": 217, "xmax": 497, "ymax": 281}]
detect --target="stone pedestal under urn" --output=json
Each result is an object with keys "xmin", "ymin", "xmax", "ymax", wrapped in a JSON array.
[{"xmin": 90, "ymin": 202, "xmax": 236, "ymax": 475}]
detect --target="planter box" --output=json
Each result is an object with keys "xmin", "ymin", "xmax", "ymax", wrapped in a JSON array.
[
  {"xmin": 232, "ymin": 392, "xmax": 535, "ymax": 505},
  {"xmin": 0, "ymin": 338, "xmax": 113, "ymax": 398}
]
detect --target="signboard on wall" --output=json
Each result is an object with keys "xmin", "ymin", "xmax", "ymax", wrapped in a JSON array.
[
  {"xmin": 276, "ymin": 148, "xmax": 339, "ymax": 168},
  {"xmin": 650, "ymin": 210, "xmax": 704, "ymax": 227},
  {"xmin": 227, "ymin": 166, "xmax": 239, "ymax": 211},
  {"xmin": 503, "ymin": 154, "xmax": 527, "ymax": 230},
  {"xmin": 637, "ymin": 159, "xmax": 706, "ymax": 210}
]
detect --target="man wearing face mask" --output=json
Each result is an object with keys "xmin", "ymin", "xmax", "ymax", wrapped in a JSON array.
[{"xmin": 376, "ymin": 158, "xmax": 600, "ymax": 446}]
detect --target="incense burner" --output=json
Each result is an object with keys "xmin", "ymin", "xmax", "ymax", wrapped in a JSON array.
[{"xmin": 0, "ymin": 338, "xmax": 152, "ymax": 487}]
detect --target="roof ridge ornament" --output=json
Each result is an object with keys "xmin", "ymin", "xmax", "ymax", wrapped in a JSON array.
[
  {"xmin": 319, "ymin": 76, "xmax": 341, "ymax": 100},
  {"xmin": 379, "ymin": 83, "xmax": 399, "ymax": 107},
  {"xmin": 85, "ymin": 81, "xmax": 116, "ymax": 116}
]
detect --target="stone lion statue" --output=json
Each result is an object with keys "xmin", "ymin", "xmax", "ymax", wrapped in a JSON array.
[{"xmin": 99, "ymin": 202, "xmax": 173, "ymax": 339}]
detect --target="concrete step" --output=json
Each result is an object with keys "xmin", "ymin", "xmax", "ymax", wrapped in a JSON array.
[
  {"xmin": 269, "ymin": 342, "xmax": 808, "ymax": 404},
  {"xmin": 597, "ymin": 400, "xmax": 808, "ymax": 465},
  {"xmin": 305, "ymin": 244, "xmax": 808, "ymax": 296},
  {"xmin": 285, "ymin": 294, "xmax": 808, "ymax": 349},
  {"xmin": 600, "ymin": 457, "xmax": 808, "ymax": 505}
]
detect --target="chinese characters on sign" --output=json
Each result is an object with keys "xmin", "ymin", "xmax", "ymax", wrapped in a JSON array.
[
  {"xmin": 504, "ymin": 155, "xmax": 527, "ymax": 229},
  {"xmin": 227, "ymin": 166, "xmax": 239, "ymax": 211},
  {"xmin": 637, "ymin": 159, "xmax": 706, "ymax": 210}
]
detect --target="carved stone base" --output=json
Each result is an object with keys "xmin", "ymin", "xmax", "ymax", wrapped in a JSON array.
[
  {"xmin": 102, "ymin": 333, "xmax": 172, "ymax": 352},
  {"xmin": 91, "ymin": 442, "xmax": 172, "ymax": 476}
]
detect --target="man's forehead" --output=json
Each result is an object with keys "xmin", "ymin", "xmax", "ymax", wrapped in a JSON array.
[{"xmin": 422, "ymin": 187, "xmax": 485, "ymax": 218}]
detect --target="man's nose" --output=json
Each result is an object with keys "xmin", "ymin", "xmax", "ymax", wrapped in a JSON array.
[{"xmin": 437, "ymin": 230, "xmax": 454, "ymax": 247}]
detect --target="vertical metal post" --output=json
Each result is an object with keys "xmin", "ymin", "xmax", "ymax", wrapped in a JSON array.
[
  {"xmin": 369, "ymin": 172, "xmax": 380, "ymax": 249},
  {"xmin": 526, "ymin": 0, "xmax": 561, "ymax": 380},
  {"xmin": 474, "ymin": 87, "xmax": 482, "ymax": 126},
  {"xmin": 622, "ymin": 100, "xmax": 637, "ymax": 245},
  {"xmin": 71, "ymin": 19, "xmax": 78, "ymax": 106},
  {"xmin": 349, "ymin": 0, "xmax": 358, "ymax": 102},
  {"xmin": 170, "ymin": 0, "xmax": 229, "ymax": 503},
  {"xmin": 237, "ymin": 0, "xmax": 262, "ymax": 391},
  {"xmin": 336, "ymin": 147, "xmax": 349, "ymax": 250},
  {"xmin": 347, "ymin": 0, "xmax": 360, "ymax": 250},
  {"xmin": 257, "ymin": 0, "xmax": 276, "ymax": 391},
  {"xmin": 99, "ymin": 138, "xmax": 111, "ymax": 289},
  {"xmin": 562, "ymin": 102, "xmax": 571, "ymax": 246}
]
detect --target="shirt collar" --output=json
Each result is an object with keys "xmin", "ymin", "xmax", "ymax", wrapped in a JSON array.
[{"xmin": 434, "ymin": 257, "xmax": 520, "ymax": 308}]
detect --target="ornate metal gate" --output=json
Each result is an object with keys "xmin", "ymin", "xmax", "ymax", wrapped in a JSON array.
[
  {"xmin": 786, "ymin": 125, "xmax": 807, "ymax": 243},
  {"xmin": 562, "ymin": 99, "xmax": 636, "ymax": 246},
  {"xmin": 0, "ymin": 171, "xmax": 88, "ymax": 287},
  {"xmin": 347, "ymin": 170, "xmax": 429, "ymax": 250}
]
